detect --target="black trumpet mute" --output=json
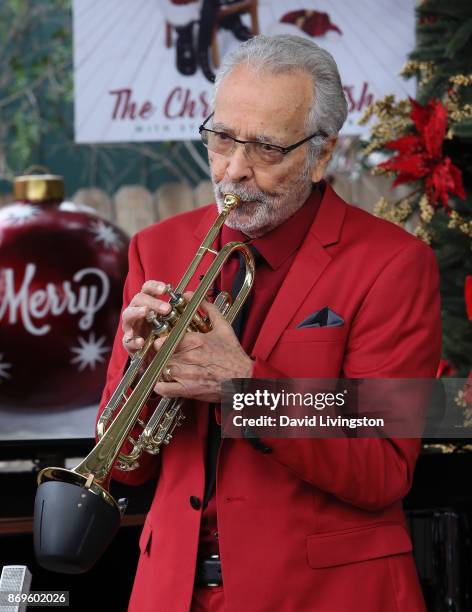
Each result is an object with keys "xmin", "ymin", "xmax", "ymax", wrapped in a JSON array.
[{"xmin": 34, "ymin": 470, "xmax": 125, "ymax": 574}]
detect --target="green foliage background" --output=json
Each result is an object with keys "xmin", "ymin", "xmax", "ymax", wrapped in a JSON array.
[
  {"xmin": 414, "ymin": 1, "xmax": 472, "ymax": 375},
  {"xmin": 363, "ymin": 1, "xmax": 472, "ymax": 376}
]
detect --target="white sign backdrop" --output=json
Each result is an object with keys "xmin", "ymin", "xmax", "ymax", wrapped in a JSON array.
[{"xmin": 73, "ymin": 0, "xmax": 415, "ymax": 143}]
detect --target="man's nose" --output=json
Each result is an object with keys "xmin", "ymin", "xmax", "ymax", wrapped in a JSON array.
[{"xmin": 225, "ymin": 144, "xmax": 253, "ymax": 182}]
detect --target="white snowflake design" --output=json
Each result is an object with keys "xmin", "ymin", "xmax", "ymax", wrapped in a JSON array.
[
  {"xmin": 89, "ymin": 219, "xmax": 122, "ymax": 251},
  {"xmin": 70, "ymin": 333, "xmax": 110, "ymax": 372},
  {"xmin": 0, "ymin": 353, "xmax": 12, "ymax": 381},
  {"xmin": 0, "ymin": 204, "xmax": 40, "ymax": 225}
]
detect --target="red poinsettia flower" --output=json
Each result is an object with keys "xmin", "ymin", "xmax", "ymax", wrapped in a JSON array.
[
  {"xmin": 466, "ymin": 275, "xmax": 472, "ymax": 321},
  {"xmin": 379, "ymin": 98, "xmax": 465, "ymax": 208}
]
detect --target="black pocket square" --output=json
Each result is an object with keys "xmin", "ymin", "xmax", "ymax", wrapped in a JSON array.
[{"xmin": 297, "ymin": 307, "xmax": 344, "ymax": 329}]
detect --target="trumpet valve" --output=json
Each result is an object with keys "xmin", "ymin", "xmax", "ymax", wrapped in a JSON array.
[
  {"xmin": 191, "ymin": 310, "xmax": 212, "ymax": 333},
  {"xmin": 214, "ymin": 291, "xmax": 233, "ymax": 317},
  {"xmin": 166, "ymin": 284, "xmax": 179, "ymax": 302},
  {"xmin": 146, "ymin": 310, "xmax": 163, "ymax": 330},
  {"xmin": 146, "ymin": 309, "xmax": 159, "ymax": 324},
  {"xmin": 146, "ymin": 311, "xmax": 171, "ymax": 336},
  {"xmin": 168, "ymin": 290, "xmax": 186, "ymax": 313}
]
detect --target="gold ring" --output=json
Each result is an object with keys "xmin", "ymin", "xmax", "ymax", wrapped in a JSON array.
[{"xmin": 164, "ymin": 366, "xmax": 173, "ymax": 382}]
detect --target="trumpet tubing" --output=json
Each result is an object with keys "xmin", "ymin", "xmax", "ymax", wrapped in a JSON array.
[{"xmin": 34, "ymin": 193, "xmax": 255, "ymax": 573}]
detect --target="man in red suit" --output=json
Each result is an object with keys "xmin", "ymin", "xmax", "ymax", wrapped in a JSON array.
[{"xmin": 99, "ymin": 35, "xmax": 440, "ymax": 611}]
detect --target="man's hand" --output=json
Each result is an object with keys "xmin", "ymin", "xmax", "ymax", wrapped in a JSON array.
[
  {"xmin": 154, "ymin": 299, "xmax": 254, "ymax": 403},
  {"xmin": 121, "ymin": 280, "xmax": 172, "ymax": 356}
]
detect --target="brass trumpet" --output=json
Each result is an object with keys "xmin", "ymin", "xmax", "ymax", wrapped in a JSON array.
[{"xmin": 33, "ymin": 193, "xmax": 255, "ymax": 573}]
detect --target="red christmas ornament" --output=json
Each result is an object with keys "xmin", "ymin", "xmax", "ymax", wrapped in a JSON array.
[
  {"xmin": 379, "ymin": 98, "xmax": 465, "ymax": 209},
  {"xmin": 466, "ymin": 276, "xmax": 472, "ymax": 321},
  {"xmin": 0, "ymin": 174, "xmax": 129, "ymax": 410}
]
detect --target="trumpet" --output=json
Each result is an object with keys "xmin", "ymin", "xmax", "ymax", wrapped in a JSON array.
[{"xmin": 33, "ymin": 193, "xmax": 255, "ymax": 574}]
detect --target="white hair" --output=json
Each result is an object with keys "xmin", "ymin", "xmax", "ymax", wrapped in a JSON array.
[{"xmin": 213, "ymin": 35, "xmax": 348, "ymax": 165}]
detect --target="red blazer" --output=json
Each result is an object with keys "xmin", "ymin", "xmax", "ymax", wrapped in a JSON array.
[{"xmin": 98, "ymin": 185, "xmax": 440, "ymax": 612}]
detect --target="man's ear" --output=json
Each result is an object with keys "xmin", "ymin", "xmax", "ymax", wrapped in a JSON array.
[{"xmin": 310, "ymin": 137, "xmax": 338, "ymax": 183}]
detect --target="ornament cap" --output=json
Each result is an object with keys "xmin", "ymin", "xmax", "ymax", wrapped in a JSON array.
[{"xmin": 14, "ymin": 174, "xmax": 64, "ymax": 203}]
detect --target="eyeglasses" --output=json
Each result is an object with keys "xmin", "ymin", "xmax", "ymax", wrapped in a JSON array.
[{"xmin": 198, "ymin": 113, "xmax": 327, "ymax": 166}]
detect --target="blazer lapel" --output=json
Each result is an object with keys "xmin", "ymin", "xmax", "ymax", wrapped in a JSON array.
[
  {"xmin": 252, "ymin": 185, "xmax": 347, "ymax": 362},
  {"xmin": 190, "ymin": 188, "xmax": 347, "ymax": 362}
]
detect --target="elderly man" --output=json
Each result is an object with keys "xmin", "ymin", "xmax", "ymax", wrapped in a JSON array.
[{"xmin": 99, "ymin": 35, "xmax": 439, "ymax": 612}]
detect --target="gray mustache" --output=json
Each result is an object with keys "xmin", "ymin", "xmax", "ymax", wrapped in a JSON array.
[{"xmin": 216, "ymin": 186, "xmax": 266, "ymax": 203}]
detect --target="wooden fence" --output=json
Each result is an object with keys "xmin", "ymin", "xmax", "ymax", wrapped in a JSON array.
[
  {"xmin": 0, "ymin": 174, "xmax": 401, "ymax": 237},
  {"xmin": 72, "ymin": 180, "xmax": 215, "ymax": 236}
]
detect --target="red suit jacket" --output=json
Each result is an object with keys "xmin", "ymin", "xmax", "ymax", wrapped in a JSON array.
[{"xmin": 98, "ymin": 184, "xmax": 441, "ymax": 612}]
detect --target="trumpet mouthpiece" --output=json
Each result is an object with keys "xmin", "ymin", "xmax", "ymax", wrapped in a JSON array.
[{"xmin": 223, "ymin": 193, "xmax": 241, "ymax": 211}]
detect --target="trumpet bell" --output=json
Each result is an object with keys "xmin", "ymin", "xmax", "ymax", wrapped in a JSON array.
[{"xmin": 34, "ymin": 470, "xmax": 121, "ymax": 574}]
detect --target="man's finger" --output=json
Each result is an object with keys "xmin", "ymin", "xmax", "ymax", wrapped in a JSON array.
[
  {"xmin": 142, "ymin": 280, "xmax": 169, "ymax": 297},
  {"xmin": 153, "ymin": 336, "xmax": 166, "ymax": 352},
  {"xmin": 122, "ymin": 334, "xmax": 145, "ymax": 351},
  {"xmin": 128, "ymin": 293, "xmax": 171, "ymax": 316},
  {"xmin": 154, "ymin": 381, "xmax": 187, "ymax": 398},
  {"xmin": 122, "ymin": 305, "xmax": 147, "ymax": 330},
  {"xmin": 199, "ymin": 299, "xmax": 232, "ymax": 330},
  {"xmin": 159, "ymin": 361, "xmax": 208, "ymax": 383},
  {"xmin": 122, "ymin": 306, "xmax": 148, "ymax": 351},
  {"xmin": 154, "ymin": 332, "xmax": 201, "ymax": 355}
]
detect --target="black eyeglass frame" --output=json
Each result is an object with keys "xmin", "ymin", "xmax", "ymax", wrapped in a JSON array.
[{"xmin": 198, "ymin": 113, "xmax": 328, "ymax": 158}]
